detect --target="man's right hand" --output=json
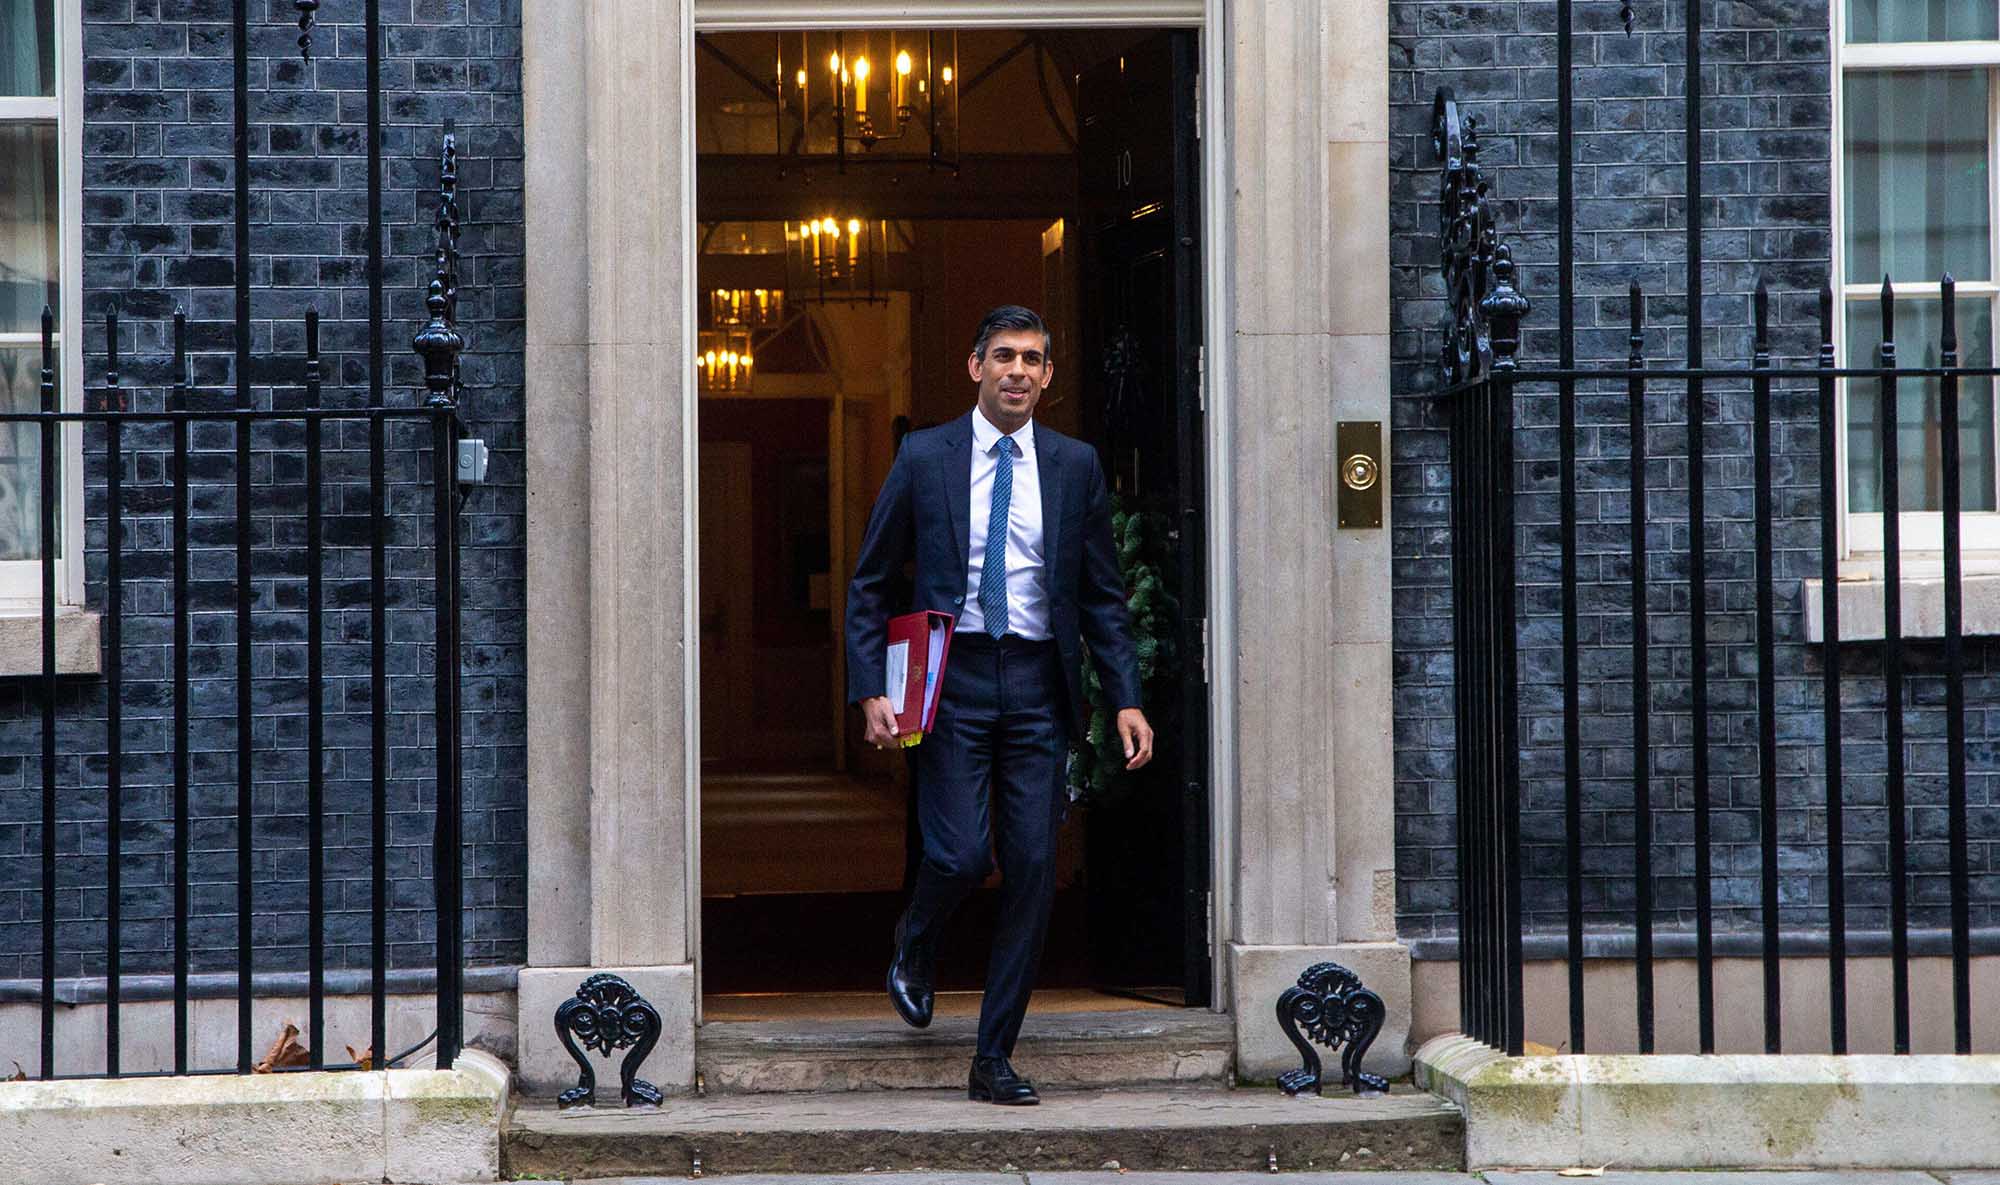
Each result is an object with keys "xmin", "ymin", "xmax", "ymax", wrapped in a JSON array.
[{"xmin": 859, "ymin": 696, "xmax": 901, "ymax": 750}]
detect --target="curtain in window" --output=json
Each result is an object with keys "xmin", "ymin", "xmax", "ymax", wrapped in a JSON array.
[
  {"xmin": 1843, "ymin": 67, "xmax": 1998, "ymax": 518},
  {"xmin": 0, "ymin": 0, "xmax": 55, "ymax": 98},
  {"xmin": 0, "ymin": 121, "xmax": 58, "ymax": 562},
  {"xmin": 1848, "ymin": 0, "xmax": 1997, "ymax": 43},
  {"xmin": 1848, "ymin": 300, "xmax": 1998, "ymax": 514},
  {"xmin": 0, "ymin": 0, "xmax": 57, "ymax": 562}
]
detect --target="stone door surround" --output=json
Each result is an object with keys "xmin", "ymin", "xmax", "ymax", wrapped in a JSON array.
[{"xmin": 517, "ymin": 0, "xmax": 1404, "ymax": 1093}]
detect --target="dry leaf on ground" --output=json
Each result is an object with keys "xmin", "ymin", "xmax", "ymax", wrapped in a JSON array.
[{"xmin": 253, "ymin": 1022, "xmax": 310, "ymax": 1073}]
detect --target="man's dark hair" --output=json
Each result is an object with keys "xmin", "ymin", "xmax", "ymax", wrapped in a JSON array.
[{"xmin": 971, "ymin": 305, "xmax": 1051, "ymax": 360}]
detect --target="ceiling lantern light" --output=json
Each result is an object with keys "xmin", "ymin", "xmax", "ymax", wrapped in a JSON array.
[{"xmin": 775, "ymin": 29, "xmax": 959, "ymax": 172}]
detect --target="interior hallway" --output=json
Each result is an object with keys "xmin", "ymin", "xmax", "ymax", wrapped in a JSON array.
[{"xmin": 702, "ymin": 773, "xmax": 907, "ymax": 897}]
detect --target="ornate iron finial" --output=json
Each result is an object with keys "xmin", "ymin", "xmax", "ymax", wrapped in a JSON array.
[
  {"xmin": 296, "ymin": 0, "xmax": 319, "ymax": 62},
  {"xmin": 1482, "ymin": 245, "xmax": 1531, "ymax": 370},
  {"xmin": 434, "ymin": 124, "xmax": 460, "ymax": 328},
  {"xmin": 1432, "ymin": 88, "xmax": 1527, "ymax": 387},
  {"xmin": 554, "ymin": 973, "xmax": 665, "ymax": 1108},
  {"xmin": 1274, "ymin": 962, "xmax": 1389, "ymax": 1096},
  {"xmin": 1620, "ymin": 0, "xmax": 1635, "ymax": 34},
  {"xmin": 413, "ymin": 124, "xmax": 465, "ymax": 408},
  {"xmin": 414, "ymin": 281, "xmax": 463, "ymax": 409}
]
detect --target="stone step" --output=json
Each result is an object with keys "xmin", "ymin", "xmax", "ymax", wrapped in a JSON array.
[
  {"xmin": 695, "ymin": 1008, "xmax": 1235, "ymax": 1093},
  {"xmin": 502, "ymin": 1086, "xmax": 1464, "ymax": 1178}
]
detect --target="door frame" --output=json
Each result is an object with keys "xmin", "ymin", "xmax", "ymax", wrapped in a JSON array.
[{"xmin": 681, "ymin": 0, "xmax": 1237, "ymax": 1012}]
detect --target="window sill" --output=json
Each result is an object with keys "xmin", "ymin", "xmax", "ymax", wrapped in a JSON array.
[
  {"xmin": 1803, "ymin": 554, "xmax": 2000, "ymax": 642},
  {"xmin": 0, "ymin": 607, "xmax": 102, "ymax": 676}
]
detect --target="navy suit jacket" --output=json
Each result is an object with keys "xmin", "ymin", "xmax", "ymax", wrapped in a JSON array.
[{"xmin": 844, "ymin": 410, "xmax": 1144, "ymax": 734}]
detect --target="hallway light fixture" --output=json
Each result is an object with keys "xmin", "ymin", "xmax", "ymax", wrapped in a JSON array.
[
  {"xmin": 710, "ymin": 287, "xmax": 785, "ymax": 329},
  {"xmin": 696, "ymin": 326, "xmax": 755, "ymax": 391},
  {"xmin": 775, "ymin": 30, "xmax": 958, "ymax": 172},
  {"xmin": 786, "ymin": 215, "xmax": 890, "ymax": 303}
]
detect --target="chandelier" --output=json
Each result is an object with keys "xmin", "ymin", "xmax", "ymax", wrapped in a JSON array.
[
  {"xmin": 709, "ymin": 286, "xmax": 784, "ymax": 329},
  {"xmin": 786, "ymin": 215, "xmax": 891, "ymax": 302},
  {"xmin": 775, "ymin": 30, "xmax": 959, "ymax": 170},
  {"xmin": 695, "ymin": 325, "xmax": 755, "ymax": 392}
]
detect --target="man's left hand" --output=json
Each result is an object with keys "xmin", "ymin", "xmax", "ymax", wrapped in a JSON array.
[{"xmin": 1116, "ymin": 708, "xmax": 1155, "ymax": 771}]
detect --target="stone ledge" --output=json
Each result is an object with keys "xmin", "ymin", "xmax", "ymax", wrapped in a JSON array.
[
  {"xmin": 1804, "ymin": 570, "xmax": 2000, "ymax": 642},
  {"xmin": 1415, "ymin": 1033, "xmax": 2000, "ymax": 1170},
  {"xmin": 0, "ymin": 1050, "xmax": 508, "ymax": 1185},
  {"xmin": 0, "ymin": 607, "xmax": 99, "ymax": 677}
]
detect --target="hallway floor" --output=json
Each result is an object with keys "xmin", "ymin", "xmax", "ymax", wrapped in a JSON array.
[{"xmin": 702, "ymin": 772, "xmax": 906, "ymax": 896}]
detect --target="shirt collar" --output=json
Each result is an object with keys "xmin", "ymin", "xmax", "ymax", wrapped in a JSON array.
[{"xmin": 971, "ymin": 406, "xmax": 1034, "ymax": 456}]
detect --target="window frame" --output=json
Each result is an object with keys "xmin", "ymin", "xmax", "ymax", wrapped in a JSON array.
[{"xmin": 1832, "ymin": 5, "xmax": 2000, "ymax": 557}]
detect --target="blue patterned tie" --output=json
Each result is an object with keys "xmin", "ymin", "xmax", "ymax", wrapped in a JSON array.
[{"xmin": 981, "ymin": 436, "xmax": 1014, "ymax": 638}]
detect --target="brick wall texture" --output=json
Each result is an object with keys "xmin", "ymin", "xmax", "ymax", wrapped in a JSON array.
[
  {"xmin": 1391, "ymin": 0, "xmax": 2000, "ymax": 941},
  {"xmin": 40, "ymin": 0, "xmax": 1997, "ymax": 983},
  {"xmin": 0, "ymin": 0, "xmax": 528, "ymax": 982}
]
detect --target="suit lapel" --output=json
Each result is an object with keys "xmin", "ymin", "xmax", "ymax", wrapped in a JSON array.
[
  {"xmin": 940, "ymin": 411, "xmax": 973, "ymax": 575},
  {"xmin": 1037, "ymin": 428, "xmax": 1064, "ymax": 592}
]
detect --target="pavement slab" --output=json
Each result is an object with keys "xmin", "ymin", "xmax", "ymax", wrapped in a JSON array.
[
  {"xmin": 573, "ymin": 1177, "xmax": 1482, "ymax": 1185},
  {"xmin": 559, "ymin": 1143, "xmax": 1996, "ymax": 1181},
  {"xmin": 1488, "ymin": 1168, "xmax": 1952, "ymax": 1176}
]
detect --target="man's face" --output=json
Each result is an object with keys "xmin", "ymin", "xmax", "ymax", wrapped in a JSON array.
[{"xmin": 968, "ymin": 327, "xmax": 1053, "ymax": 429}]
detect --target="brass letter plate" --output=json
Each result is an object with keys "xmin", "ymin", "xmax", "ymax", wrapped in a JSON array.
[{"xmin": 1336, "ymin": 420, "xmax": 1383, "ymax": 530}]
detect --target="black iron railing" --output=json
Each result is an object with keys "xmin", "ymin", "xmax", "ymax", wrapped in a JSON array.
[
  {"xmin": 1431, "ymin": 0, "xmax": 1994, "ymax": 1060},
  {"xmin": 1444, "ymin": 272, "xmax": 1997, "ymax": 1058},
  {"xmin": 22, "ymin": 298, "xmax": 464, "ymax": 1079},
  {"xmin": 15, "ymin": 111, "xmax": 469, "ymax": 1078}
]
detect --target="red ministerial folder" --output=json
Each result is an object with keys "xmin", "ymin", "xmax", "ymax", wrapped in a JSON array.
[{"xmin": 886, "ymin": 610, "xmax": 955, "ymax": 747}]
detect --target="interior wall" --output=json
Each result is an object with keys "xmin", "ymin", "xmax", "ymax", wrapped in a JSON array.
[{"xmin": 910, "ymin": 220, "xmax": 1080, "ymax": 434}]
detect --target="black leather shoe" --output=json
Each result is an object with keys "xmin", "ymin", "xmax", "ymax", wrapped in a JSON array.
[
  {"xmin": 968, "ymin": 1055, "xmax": 1039, "ymax": 1105},
  {"xmin": 887, "ymin": 915, "xmax": 935, "ymax": 1029}
]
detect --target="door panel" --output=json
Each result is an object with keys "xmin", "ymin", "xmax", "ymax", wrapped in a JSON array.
[
  {"xmin": 1075, "ymin": 30, "xmax": 1210, "ymax": 1005},
  {"xmin": 700, "ymin": 442, "xmax": 756, "ymax": 767}
]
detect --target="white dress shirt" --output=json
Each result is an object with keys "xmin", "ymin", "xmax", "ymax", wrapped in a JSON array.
[{"xmin": 959, "ymin": 408, "xmax": 1052, "ymax": 640}]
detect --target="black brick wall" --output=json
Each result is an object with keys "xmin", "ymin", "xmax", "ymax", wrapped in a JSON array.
[
  {"xmin": 1391, "ymin": 1, "xmax": 2000, "ymax": 940},
  {"xmin": 0, "ymin": 0, "xmax": 527, "ymax": 981}
]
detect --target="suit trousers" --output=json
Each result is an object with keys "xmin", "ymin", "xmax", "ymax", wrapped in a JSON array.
[{"xmin": 902, "ymin": 631, "xmax": 1070, "ymax": 1059}]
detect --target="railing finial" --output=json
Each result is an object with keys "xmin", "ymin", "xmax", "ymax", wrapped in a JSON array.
[
  {"xmin": 414, "ymin": 123, "xmax": 465, "ymax": 410},
  {"xmin": 1433, "ymin": 87, "xmax": 1529, "ymax": 388},
  {"xmin": 296, "ymin": 0, "xmax": 319, "ymax": 62}
]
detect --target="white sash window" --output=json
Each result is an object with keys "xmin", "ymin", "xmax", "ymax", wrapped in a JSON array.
[
  {"xmin": 1837, "ymin": 0, "xmax": 2000, "ymax": 553},
  {"xmin": 0, "ymin": 0, "xmax": 80, "ymax": 605}
]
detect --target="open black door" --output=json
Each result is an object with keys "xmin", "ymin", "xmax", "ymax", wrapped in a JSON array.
[{"xmin": 1075, "ymin": 31, "xmax": 1209, "ymax": 1006}]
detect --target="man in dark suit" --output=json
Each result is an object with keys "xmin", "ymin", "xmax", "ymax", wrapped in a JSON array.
[{"xmin": 845, "ymin": 305, "xmax": 1155, "ymax": 1105}]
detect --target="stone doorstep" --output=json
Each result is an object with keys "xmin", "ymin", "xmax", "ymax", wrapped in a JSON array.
[
  {"xmin": 502, "ymin": 1086, "xmax": 1463, "ymax": 1178},
  {"xmin": 1415, "ymin": 1033, "xmax": 2000, "ymax": 1171},
  {"xmin": 695, "ymin": 1009, "xmax": 1235, "ymax": 1093}
]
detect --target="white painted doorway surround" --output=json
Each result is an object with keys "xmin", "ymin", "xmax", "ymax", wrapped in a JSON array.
[{"xmin": 514, "ymin": 0, "xmax": 1403, "ymax": 1094}]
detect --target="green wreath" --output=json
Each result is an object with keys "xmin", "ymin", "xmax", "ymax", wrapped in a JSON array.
[{"xmin": 1067, "ymin": 497, "xmax": 1178, "ymax": 806}]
